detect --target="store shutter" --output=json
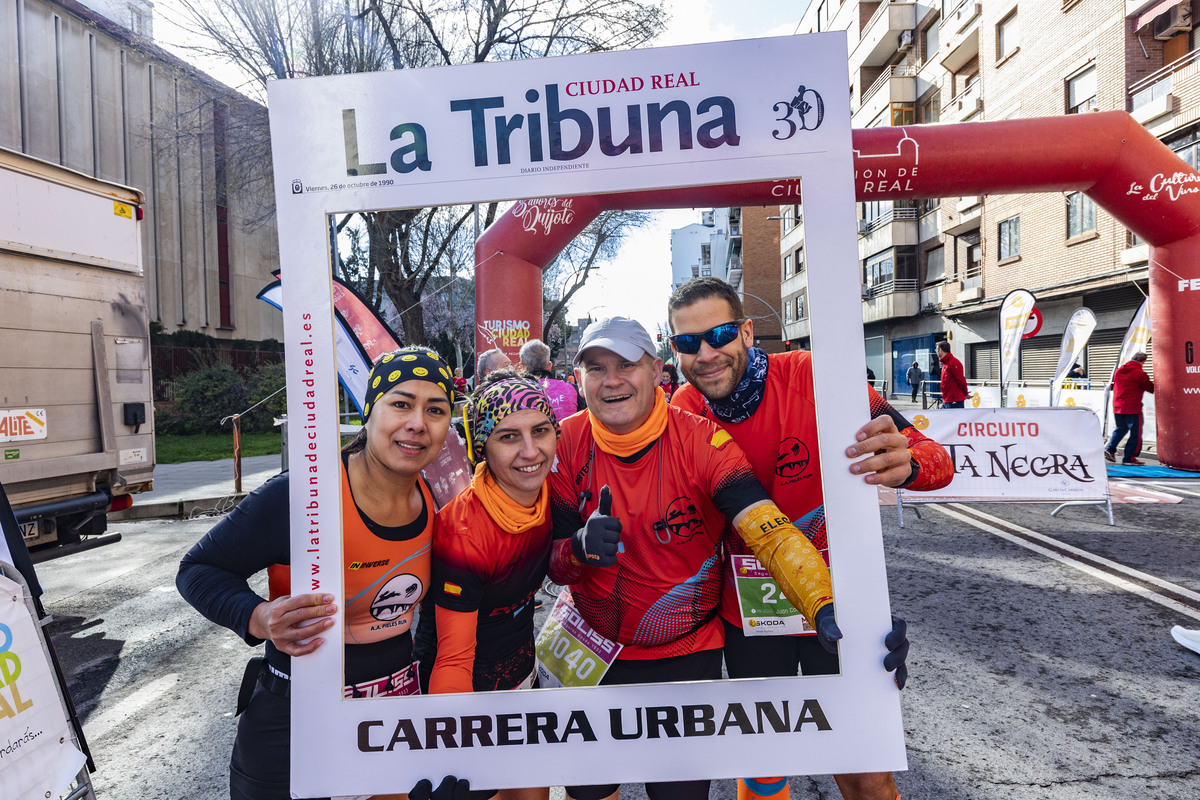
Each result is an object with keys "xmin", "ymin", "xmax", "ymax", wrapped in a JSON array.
[{"xmin": 969, "ymin": 341, "xmax": 999, "ymax": 381}]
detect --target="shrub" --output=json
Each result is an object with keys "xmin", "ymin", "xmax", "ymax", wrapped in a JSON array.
[
  {"xmin": 171, "ymin": 364, "xmax": 251, "ymax": 434},
  {"xmin": 245, "ymin": 361, "xmax": 288, "ymax": 434}
]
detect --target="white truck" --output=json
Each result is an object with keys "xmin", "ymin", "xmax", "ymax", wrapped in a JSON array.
[{"xmin": 0, "ymin": 147, "xmax": 154, "ymax": 558}]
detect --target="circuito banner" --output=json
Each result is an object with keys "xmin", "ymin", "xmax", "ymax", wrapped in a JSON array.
[{"xmin": 903, "ymin": 408, "xmax": 1108, "ymax": 503}]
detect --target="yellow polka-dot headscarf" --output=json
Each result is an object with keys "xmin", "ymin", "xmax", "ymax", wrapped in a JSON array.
[{"xmin": 361, "ymin": 347, "xmax": 455, "ymax": 421}]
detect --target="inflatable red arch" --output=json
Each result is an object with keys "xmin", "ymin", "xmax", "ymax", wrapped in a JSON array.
[{"xmin": 475, "ymin": 112, "xmax": 1200, "ymax": 470}]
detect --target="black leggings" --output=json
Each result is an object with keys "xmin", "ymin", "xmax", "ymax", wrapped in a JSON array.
[{"xmin": 230, "ymin": 678, "xmax": 329, "ymax": 800}]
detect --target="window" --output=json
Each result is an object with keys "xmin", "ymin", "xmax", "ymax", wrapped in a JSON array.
[
  {"xmin": 891, "ymin": 101, "xmax": 916, "ymax": 126},
  {"xmin": 785, "ymin": 300, "xmax": 794, "ymax": 322},
  {"xmin": 794, "ymin": 246, "xmax": 804, "ymax": 274},
  {"xmin": 926, "ymin": 246, "xmax": 945, "ymax": 283},
  {"xmin": 920, "ymin": 92, "xmax": 941, "ymax": 124},
  {"xmin": 918, "ymin": 196, "xmax": 941, "ymax": 215},
  {"xmin": 796, "ymin": 294, "xmax": 806, "ymax": 320},
  {"xmin": 964, "ymin": 243, "xmax": 983, "ymax": 289},
  {"xmin": 783, "ymin": 254, "xmax": 791, "ymax": 278},
  {"xmin": 997, "ymin": 10, "xmax": 1018, "ymax": 60},
  {"xmin": 817, "ymin": 0, "xmax": 828, "ymax": 31},
  {"xmin": 792, "ymin": 204, "xmax": 801, "ymax": 227},
  {"xmin": 999, "ymin": 216, "xmax": 1020, "ymax": 260},
  {"xmin": 864, "ymin": 249, "xmax": 895, "ymax": 289},
  {"xmin": 923, "ymin": 21, "xmax": 940, "ymax": 62},
  {"xmin": 1067, "ymin": 192, "xmax": 1096, "ymax": 238},
  {"xmin": 1067, "ymin": 65, "xmax": 1097, "ymax": 114}
]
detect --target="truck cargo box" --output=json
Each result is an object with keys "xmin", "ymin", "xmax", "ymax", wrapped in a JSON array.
[{"xmin": 0, "ymin": 147, "xmax": 154, "ymax": 554}]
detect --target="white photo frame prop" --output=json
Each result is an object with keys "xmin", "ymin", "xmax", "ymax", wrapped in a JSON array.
[{"xmin": 268, "ymin": 33, "xmax": 904, "ymax": 796}]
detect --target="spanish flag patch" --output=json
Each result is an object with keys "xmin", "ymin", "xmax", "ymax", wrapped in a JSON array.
[
  {"xmin": 443, "ymin": 582, "xmax": 463, "ymax": 596},
  {"xmin": 709, "ymin": 429, "xmax": 732, "ymax": 449}
]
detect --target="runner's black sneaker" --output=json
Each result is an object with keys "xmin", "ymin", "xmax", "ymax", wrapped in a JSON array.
[{"xmin": 1104, "ymin": 450, "xmax": 1116, "ymax": 462}]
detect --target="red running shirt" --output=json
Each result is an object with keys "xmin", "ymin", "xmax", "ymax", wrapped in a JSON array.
[
  {"xmin": 428, "ymin": 486, "xmax": 551, "ymax": 692},
  {"xmin": 549, "ymin": 405, "xmax": 764, "ymax": 660},
  {"xmin": 672, "ymin": 350, "xmax": 953, "ymax": 627}
]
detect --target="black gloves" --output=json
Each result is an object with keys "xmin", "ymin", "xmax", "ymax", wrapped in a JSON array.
[
  {"xmin": 814, "ymin": 604, "xmax": 842, "ymax": 654},
  {"xmin": 884, "ymin": 614, "xmax": 909, "ymax": 690},
  {"xmin": 812, "ymin": 608, "xmax": 910, "ymax": 689},
  {"xmin": 410, "ymin": 777, "xmax": 496, "ymax": 800},
  {"xmin": 571, "ymin": 485, "xmax": 622, "ymax": 567}
]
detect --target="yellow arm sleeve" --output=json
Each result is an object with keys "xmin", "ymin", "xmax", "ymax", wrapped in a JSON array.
[{"xmin": 733, "ymin": 501, "xmax": 834, "ymax": 626}]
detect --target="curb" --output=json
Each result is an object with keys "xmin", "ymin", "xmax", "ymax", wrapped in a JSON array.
[{"xmin": 110, "ymin": 494, "xmax": 249, "ymax": 522}]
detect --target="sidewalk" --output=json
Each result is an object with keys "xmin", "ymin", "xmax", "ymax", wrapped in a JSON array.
[{"xmin": 111, "ymin": 454, "xmax": 284, "ymax": 521}]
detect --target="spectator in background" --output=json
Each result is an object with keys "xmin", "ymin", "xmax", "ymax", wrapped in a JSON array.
[
  {"xmin": 1106, "ymin": 351, "xmax": 1154, "ymax": 466},
  {"xmin": 453, "ymin": 367, "xmax": 468, "ymax": 397},
  {"xmin": 936, "ymin": 340, "xmax": 968, "ymax": 408},
  {"xmin": 519, "ymin": 339, "xmax": 585, "ymax": 422},
  {"xmin": 906, "ymin": 360, "xmax": 924, "ymax": 404},
  {"xmin": 660, "ymin": 362, "xmax": 680, "ymax": 400},
  {"xmin": 866, "ymin": 366, "xmax": 876, "ymax": 386},
  {"xmin": 477, "ymin": 348, "xmax": 512, "ymax": 382}
]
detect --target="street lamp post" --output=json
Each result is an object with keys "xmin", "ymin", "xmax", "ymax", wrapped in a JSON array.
[{"xmin": 740, "ymin": 290, "xmax": 790, "ymax": 351}]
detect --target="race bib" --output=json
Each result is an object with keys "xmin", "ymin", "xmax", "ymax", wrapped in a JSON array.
[
  {"xmin": 535, "ymin": 590, "xmax": 622, "ymax": 688},
  {"xmin": 732, "ymin": 554, "xmax": 814, "ymax": 637},
  {"xmin": 343, "ymin": 661, "xmax": 421, "ymax": 699}
]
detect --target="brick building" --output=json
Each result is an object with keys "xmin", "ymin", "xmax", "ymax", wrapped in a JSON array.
[
  {"xmin": 670, "ymin": 205, "xmax": 786, "ymax": 353},
  {"xmin": 784, "ymin": 0, "xmax": 1193, "ymax": 396}
]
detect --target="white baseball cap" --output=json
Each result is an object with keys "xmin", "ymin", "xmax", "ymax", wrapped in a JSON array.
[{"xmin": 574, "ymin": 316, "xmax": 657, "ymax": 364}]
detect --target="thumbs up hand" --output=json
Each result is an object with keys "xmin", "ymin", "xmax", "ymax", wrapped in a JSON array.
[{"xmin": 572, "ymin": 485, "xmax": 622, "ymax": 568}]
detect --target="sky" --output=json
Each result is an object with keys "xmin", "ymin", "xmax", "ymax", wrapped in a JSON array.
[
  {"xmin": 558, "ymin": 0, "xmax": 806, "ymax": 341},
  {"xmin": 150, "ymin": 0, "xmax": 810, "ymax": 345}
]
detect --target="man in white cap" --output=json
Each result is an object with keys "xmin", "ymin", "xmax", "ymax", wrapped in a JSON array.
[{"xmin": 546, "ymin": 316, "xmax": 907, "ymax": 800}]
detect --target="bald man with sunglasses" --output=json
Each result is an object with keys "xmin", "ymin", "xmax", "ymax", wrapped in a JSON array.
[{"xmin": 668, "ymin": 277, "xmax": 954, "ymax": 800}]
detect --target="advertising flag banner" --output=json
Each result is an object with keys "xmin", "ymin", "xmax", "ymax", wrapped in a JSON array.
[
  {"xmin": 1051, "ymin": 308, "xmax": 1098, "ymax": 406},
  {"xmin": 0, "ymin": 575, "xmax": 86, "ymax": 800},
  {"xmin": 902, "ymin": 408, "xmax": 1108, "ymax": 502},
  {"xmin": 999, "ymin": 289, "xmax": 1036, "ymax": 388},
  {"xmin": 269, "ymin": 32, "xmax": 905, "ymax": 796},
  {"xmin": 1115, "ymin": 296, "xmax": 1152, "ymax": 376}
]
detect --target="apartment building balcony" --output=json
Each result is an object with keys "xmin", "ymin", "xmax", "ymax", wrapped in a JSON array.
[
  {"xmin": 942, "ymin": 79, "xmax": 981, "ymax": 123},
  {"xmin": 853, "ymin": 64, "xmax": 918, "ymax": 128},
  {"xmin": 858, "ymin": 206, "xmax": 918, "ymax": 252},
  {"xmin": 849, "ymin": 0, "xmax": 918, "ymax": 72},
  {"xmin": 940, "ymin": 0, "xmax": 981, "ymax": 73},
  {"xmin": 943, "ymin": 196, "xmax": 982, "ymax": 236},
  {"xmin": 1126, "ymin": 48, "xmax": 1200, "ymax": 131},
  {"xmin": 862, "ymin": 278, "xmax": 920, "ymax": 324}
]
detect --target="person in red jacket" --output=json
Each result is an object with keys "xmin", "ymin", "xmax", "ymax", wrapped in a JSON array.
[
  {"xmin": 1106, "ymin": 351, "xmax": 1154, "ymax": 466},
  {"xmin": 936, "ymin": 340, "xmax": 969, "ymax": 408}
]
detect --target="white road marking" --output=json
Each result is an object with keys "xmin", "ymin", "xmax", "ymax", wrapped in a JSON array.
[
  {"xmin": 84, "ymin": 673, "xmax": 180, "ymax": 740},
  {"xmin": 930, "ymin": 504, "xmax": 1200, "ymax": 621},
  {"xmin": 1143, "ymin": 482, "xmax": 1200, "ymax": 498}
]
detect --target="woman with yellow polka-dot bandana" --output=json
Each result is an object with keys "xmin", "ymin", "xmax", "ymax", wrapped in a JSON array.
[{"xmin": 179, "ymin": 346, "xmax": 482, "ymax": 800}]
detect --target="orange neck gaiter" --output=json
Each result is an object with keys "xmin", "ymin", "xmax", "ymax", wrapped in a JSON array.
[
  {"xmin": 590, "ymin": 387, "xmax": 669, "ymax": 457},
  {"xmin": 471, "ymin": 461, "xmax": 548, "ymax": 534}
]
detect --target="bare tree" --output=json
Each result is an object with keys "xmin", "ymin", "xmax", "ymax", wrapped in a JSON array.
[
  {"xmin": 541, "ymin": 209, "xmax": 652, "ymax": 354},
  {"xmin": 170, "ymin": 0, "xmax": 668, "ymax": 345}
]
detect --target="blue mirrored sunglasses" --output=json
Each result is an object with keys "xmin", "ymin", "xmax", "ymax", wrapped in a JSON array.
[{"xmin": 669, "ymin": 320, "xmax": 747, "ymax": 355}]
